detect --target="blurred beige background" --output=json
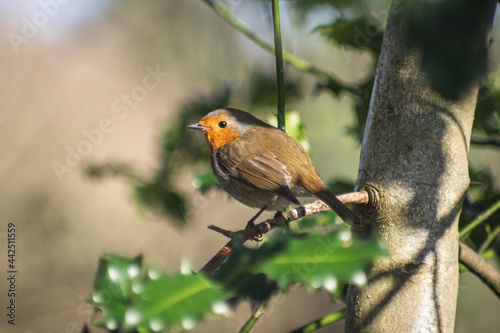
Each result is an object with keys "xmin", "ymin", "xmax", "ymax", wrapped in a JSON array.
[{"xmin": 0, "ymin": 1, "xmax": 499, "ymax": 332}]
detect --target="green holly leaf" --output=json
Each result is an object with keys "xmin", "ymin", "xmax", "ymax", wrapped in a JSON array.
[
  {"xmin": 258, "ymin": 230, "xmax": 386, "ymax": 292},
  {"xmin": 315, "ymin": 17, "xmax": 383, "ymax": 53},
  {"xmin": 90, "ymin": 253, "xmax": 231, "ymax": 332},
  {"xmin": 211, "ymin": 237, "xmax": 284, "ymax": 303},
  {"xmin": 214, "ymin": 230, "xmax": 386, "ymax": 301}
]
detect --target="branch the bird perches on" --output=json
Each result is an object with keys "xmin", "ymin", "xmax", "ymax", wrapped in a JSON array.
[
  {"xmin": 201, "ymin": 190, "xmax": 369, "ymax": 274},
  {"xmin": 200, "ymin": 189, "xmax": 500, "ymax": 301}
]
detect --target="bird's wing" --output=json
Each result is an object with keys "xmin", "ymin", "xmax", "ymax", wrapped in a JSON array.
[{"xmin": 217, "ymin": 149, "xmax": 300, "ymax": 205}]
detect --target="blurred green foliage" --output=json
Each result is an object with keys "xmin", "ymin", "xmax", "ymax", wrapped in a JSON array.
[
  {"xmin": 408, "ymin": 0, "xmax": 492, "ymax": 100},
  {"xmin": 315, "ymin": 17, "xmax": 383, "ymax": 54},
  {"xmin": 255, "ymin": 230, "xmax": 385, "ymax": 294},
  {"xmin": 473, "ymin": 79, "xmax": 500, "ymax": 144},
  {"xmin": 212, "ymin": 229, "xmax": 386, "ymax": 302},
  {"xmin": 91, "ymin": 230, "xmax": 385, "ymax": 332},
  {"xmin": 90, "ymin": 254, "xmax": 232, "ymax": 332},
  {"xmin": 461, "ymin": 167, "xmax": 500, "ymax": 257}
]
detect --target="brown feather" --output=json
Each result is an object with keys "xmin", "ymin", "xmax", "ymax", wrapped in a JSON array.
[{"xmin": 217, "ymin": 147, "xmax": 300, "ymax": 205}]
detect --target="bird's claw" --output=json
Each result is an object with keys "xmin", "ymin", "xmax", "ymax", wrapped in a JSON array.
[{"xmin": 244, "ymin": 221, "xmax": 263, "ymax": 241}]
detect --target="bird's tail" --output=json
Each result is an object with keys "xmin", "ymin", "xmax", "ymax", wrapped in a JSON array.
[{"xmin": 311, "ymin": 188, "xmax": 360, "ymax": 225}]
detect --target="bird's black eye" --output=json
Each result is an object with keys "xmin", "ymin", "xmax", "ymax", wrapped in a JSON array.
[{"xmin": 218, "ymin": 121, "xmax": 227, "ymax": 128}]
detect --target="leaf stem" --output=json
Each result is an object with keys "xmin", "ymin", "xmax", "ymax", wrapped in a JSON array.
[
  {"xmin": 459, "ymin": 198, "xmax": 500, "ymax": 238},
  {"xmin": 288, "ymin": 307, "xmax": 346, "ymax": 333},
  {"xmin": 271, "ymin": 0, "xmax": 286, "ymax": 131},
  {"xmin": 479, "ymin": 224, "xmax": 500, "ymax": 254},
  {"xmin": 239, "ymin": 301, "xmax": 267, "ymax": 333}
]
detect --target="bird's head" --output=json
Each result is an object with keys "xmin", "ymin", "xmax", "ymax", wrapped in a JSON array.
[{"xmin": 187, "ymin": 108, "xmax": 271, "ymax": 152}]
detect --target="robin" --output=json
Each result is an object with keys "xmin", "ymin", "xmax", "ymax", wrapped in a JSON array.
[{"xmin": 187, "ymin": 108, "xmax": 359, "ymax": 228}]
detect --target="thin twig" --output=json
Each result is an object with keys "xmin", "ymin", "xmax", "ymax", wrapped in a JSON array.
[
  {"xmin": 239, "ymin": 301, "xmax": 267, "ymax": 333},
  {"xmin": 207, "ymin": 224, "xmax": 235, "ymax": 238},
  {"xmin": 459, "ymin": 198, "xmax": 500, "ymax": 238},
  {"xmin": 459, "ymin": 242, "xmax": 500, "ymax": 298},
  {"xmin": 479, "ymin": 224, "xmax": 500, "ymax": 254},
  {"xmin": 271, "ymin": 0, "xmax": 286, "ymax": 131},
  {"xmin": 200, "ymin": 191, "xmax": 369, "ymax": 274},
  {"xmin": 288, "ymin": 307, "xmax": 346, "ymax": 333}
]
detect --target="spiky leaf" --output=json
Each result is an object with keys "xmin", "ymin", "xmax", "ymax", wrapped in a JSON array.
[
  {"xmin": 214, "ymin": 230, "xmax": 386, "ymax": 301},
  {"xmin": 90, "ymin": 253, "xmax": 231, "ymax": 332},
  {"xmin": 259, "ymin": 231, "xmax": 386, "ymax": 292}
]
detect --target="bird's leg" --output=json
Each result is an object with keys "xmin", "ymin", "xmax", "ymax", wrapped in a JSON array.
[{"xmin": 245, "ymin": 205, "xmax": 268, "ymax": 230}]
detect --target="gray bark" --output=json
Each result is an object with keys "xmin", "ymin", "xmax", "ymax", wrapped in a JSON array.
[{"xmin": 345, "ymin": 1, "xmax": 496, "ymax": 332}]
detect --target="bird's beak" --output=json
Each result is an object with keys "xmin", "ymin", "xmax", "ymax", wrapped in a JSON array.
[{"xmin": 186, "ymin": 123, "xmax": 209, "ymax": 131}]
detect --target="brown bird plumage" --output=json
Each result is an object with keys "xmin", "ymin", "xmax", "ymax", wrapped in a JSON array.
[{"xmin": 187, "ymin": 108, "xmax": 359, "ymax": 227}]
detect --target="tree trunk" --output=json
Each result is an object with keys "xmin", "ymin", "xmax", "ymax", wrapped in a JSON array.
[{"xmin": 345, "ymin": 1, "xmax": 496, "ymax": 332}]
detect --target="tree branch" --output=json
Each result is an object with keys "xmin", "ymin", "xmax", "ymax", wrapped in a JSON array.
[
  {"xmin": 199, "ymin": 0, "xmax": 360, "ymax": 97},
  {"xmin": 459, "ymin": 242, "xmax": 500, "ymax": 298},
  {"xmin": 470, "ymin": 135, "xmax": 500, "ymax": 147},
  {"xmin": 200, "ymin": 191, "xmax": 369, "ymax": 274},
  {"xmin": 207, "ymin": 224, "xmax": 234, "ymax": 238}
]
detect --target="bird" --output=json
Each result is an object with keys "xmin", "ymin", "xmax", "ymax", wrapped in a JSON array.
[{"xmin": 187, "ymin": 108, "xmax": 359, "ymax": 228}]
